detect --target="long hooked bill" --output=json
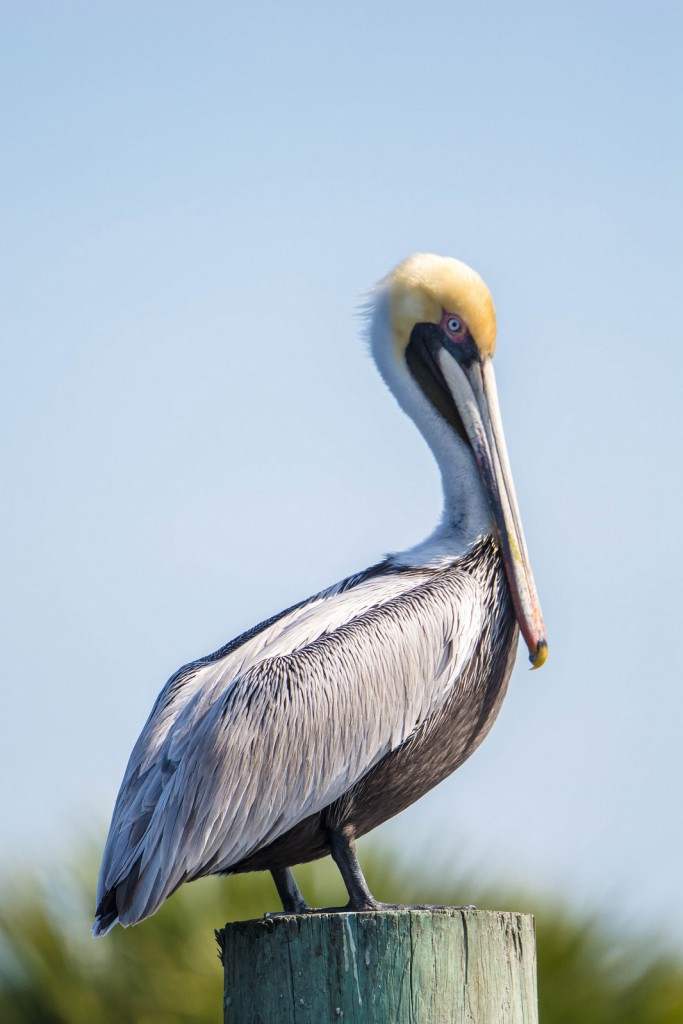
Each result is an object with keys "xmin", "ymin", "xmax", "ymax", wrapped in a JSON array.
[{"xmin": 438, "ymin": 349, "xmax": 548, "ymax": 668}]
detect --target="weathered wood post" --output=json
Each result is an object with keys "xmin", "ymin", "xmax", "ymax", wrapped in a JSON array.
[{"xmin": 218, "ymin": 908, "xmax": 538, "ymax": 1023}]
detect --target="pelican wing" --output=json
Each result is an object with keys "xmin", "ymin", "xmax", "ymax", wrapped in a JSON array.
[{"xmin": 95, "ymin": 564, "xmax": 483, "ymax": 931}]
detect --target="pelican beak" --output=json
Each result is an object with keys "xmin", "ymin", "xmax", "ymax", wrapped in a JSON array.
[{"xmin": 438, "ymin": 348, "xmax": 548, "ymax": 668}]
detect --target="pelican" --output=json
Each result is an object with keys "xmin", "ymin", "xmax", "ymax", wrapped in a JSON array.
[{"xmin": 93, "ymin": 253, "xmax": 547, "ymax": 936}]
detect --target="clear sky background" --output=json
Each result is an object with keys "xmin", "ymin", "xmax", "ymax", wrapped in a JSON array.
[{"xmin": 2, "ymin": 2, "xmax": 682, "ymax": 942}]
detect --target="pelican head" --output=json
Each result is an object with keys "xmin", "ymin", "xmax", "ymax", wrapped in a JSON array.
[{"xmin": 370, "ymin": 253, "xmax": 547, "ymax": 669}]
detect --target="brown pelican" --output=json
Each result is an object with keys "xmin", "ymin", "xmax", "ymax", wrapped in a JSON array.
[{"xmin": 93, "ymin": 253, "xmax": 546, "ymax": 936}]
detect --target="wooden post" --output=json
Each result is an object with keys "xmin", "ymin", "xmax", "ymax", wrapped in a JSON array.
[{"xmin": 218, "ymin": 908, "xmax": 538, "ymax": 1024}]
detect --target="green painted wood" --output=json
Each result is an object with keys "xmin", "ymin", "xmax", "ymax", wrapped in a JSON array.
[{"xmin": 218, "ymin": 909, "xmax": 538, "ymax": 1024}]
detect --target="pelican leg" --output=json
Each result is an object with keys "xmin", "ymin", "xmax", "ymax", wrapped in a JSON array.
[
  {"xmin": 328, "ymin": 827, "xmax": 476, "ymax": 913},
  {"xmin": 329, "ymin": 827, "xmax": 381, "ymax": 911},
  {"xmin": 271, "ymin": 867, "xmax": 309, "ymax": 914}
]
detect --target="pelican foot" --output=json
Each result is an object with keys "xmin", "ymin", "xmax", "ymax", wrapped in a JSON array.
[
  {"xmin": 264, "ymin": 907, "xmax": 309, "ymax": 918},
  {"xmin": 269, "ymin": 902, "xmax": 478, "ymax": 915},
  {"xmin": 373, "ymin": 903, "xmax": 478, "ymax": 912},
  {"xmin": 325, "ymin": 827, "xmax": 478, "ymax": 915},
  {"xmin": 264, "ymin": 903, "xmax": 358, "ymax": 916},
  {"xmin": 265, "ymin": 900, "xmax": 478, "ymax": 917}
]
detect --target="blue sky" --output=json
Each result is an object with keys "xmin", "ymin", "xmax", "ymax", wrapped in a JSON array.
[{"xmin": 2, "ymin": 2, "xmax": 682, "ymax": 940}]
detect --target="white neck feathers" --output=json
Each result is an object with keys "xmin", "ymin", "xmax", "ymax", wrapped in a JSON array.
[{"xmin": 366, "ymin": 288, "xmax": 493, "ymax": 568}]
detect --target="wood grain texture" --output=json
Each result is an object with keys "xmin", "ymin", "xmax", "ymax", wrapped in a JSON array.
[{"xmin": 219, "ymin": 909, "xmax": 538, "ymax": 1024}]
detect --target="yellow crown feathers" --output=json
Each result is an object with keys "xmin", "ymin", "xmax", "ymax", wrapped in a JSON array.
[{"xmin": 388, "ymin": 253, "xmax": 497, "ymax": 357}]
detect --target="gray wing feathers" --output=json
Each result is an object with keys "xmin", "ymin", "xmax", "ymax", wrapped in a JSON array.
[{"xmin": 97, "ymin": 568, "xmax": 483, "ymax": 927}]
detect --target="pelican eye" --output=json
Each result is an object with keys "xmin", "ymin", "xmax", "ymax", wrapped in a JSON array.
[{"xmin": 446, "ymin": 317, "xmax": 462, "ymax": 335}]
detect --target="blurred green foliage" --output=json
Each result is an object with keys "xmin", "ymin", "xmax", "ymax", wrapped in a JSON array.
[{"xmin": 1, "ymin": 846, "xmax": 682, "ymax": 1023}]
